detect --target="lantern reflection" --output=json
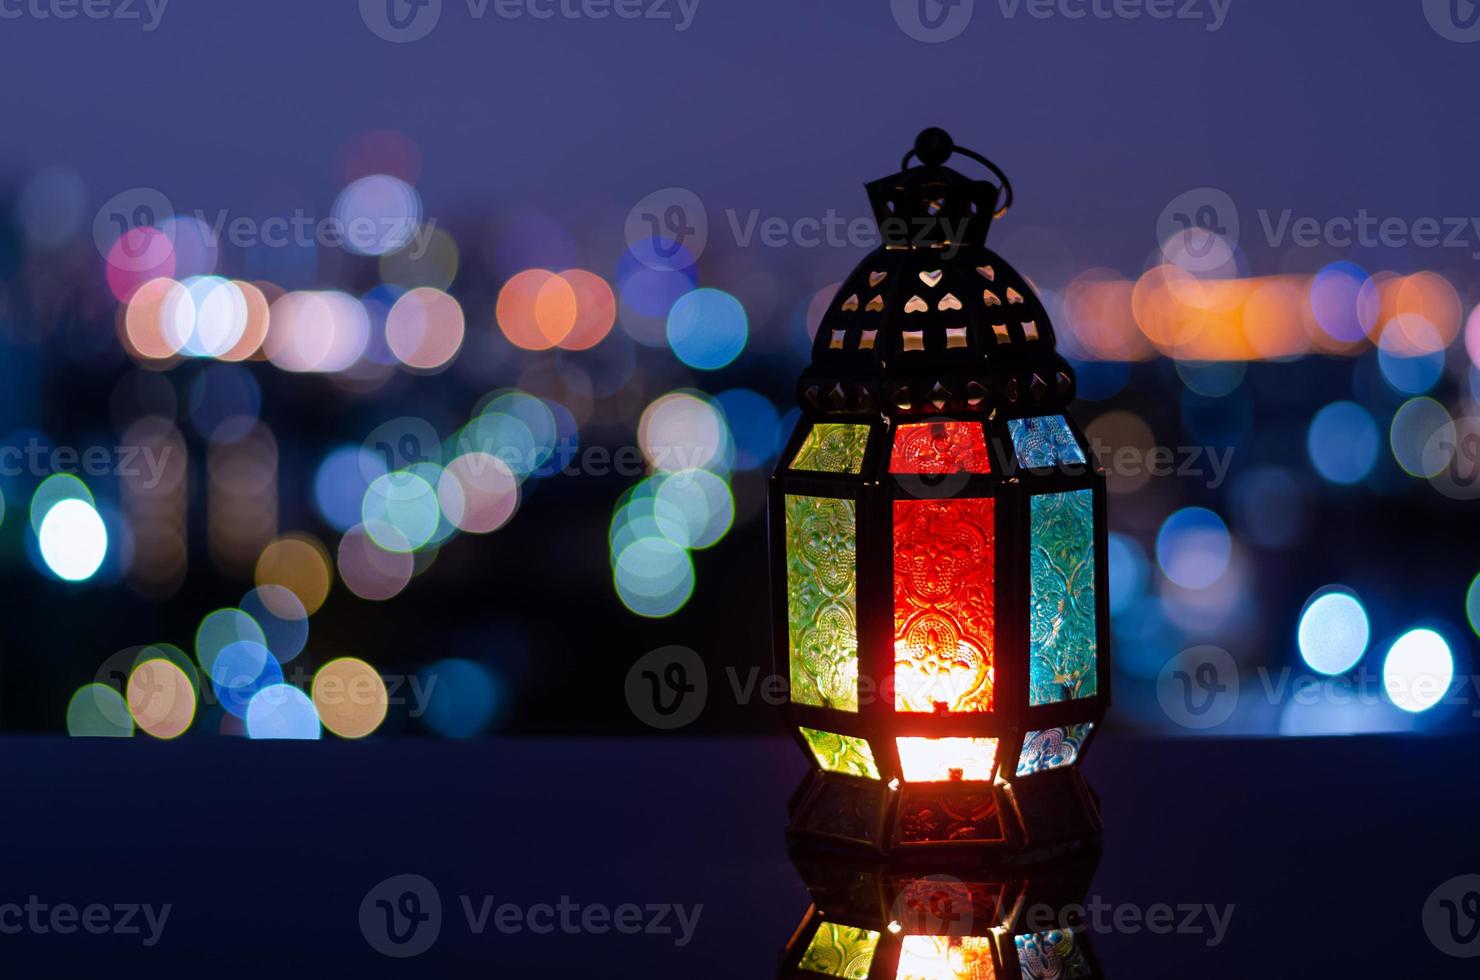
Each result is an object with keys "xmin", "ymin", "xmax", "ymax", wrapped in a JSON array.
[{"xmin": 779, "ymin": 845, "xmax": 1102, "ymax": 979}]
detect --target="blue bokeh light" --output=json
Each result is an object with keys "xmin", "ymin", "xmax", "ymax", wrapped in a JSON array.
[
  {"xmin": 1307, "ymin": 401, "xmax": 1379, "ymax": 485},
  {"xmin": 666, "ymin": 288, "xmax": 748, "ymax": 370},
  {"xmin": 1297, "ymin": 589, "xmax": 1370, "ymax": 675}
]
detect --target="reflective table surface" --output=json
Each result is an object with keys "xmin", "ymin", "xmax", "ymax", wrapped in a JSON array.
[{"xmin": 3, "ymin": 734, "xmax": 1477, "ymax": 976}]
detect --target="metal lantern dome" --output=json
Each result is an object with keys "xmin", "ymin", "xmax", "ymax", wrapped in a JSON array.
[{"xmin": 771, "ymin": 129, "xmax": 1110, "ymax": 857}]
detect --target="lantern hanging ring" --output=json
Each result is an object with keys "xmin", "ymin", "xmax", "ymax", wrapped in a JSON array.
[{"xmin": 901, "ymin": 126, "xmax": 1014, "ymax": 218}]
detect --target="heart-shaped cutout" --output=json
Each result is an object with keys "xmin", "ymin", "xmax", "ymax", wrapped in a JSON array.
[
  {"xmin": 904, "ymin": 295, "xmax": 929, "ymax": 314},
  {"xmin": 865, "ymin": 295, "xmax": 884, "ymax": 312},
  {"xmin": 983, "ymin": 290, "xmax": 1001, "ymax": 307},
  {"xmin": 918, "ymin": 270, "xmax": 943, "ymax": 288},
  {"xmin": 868, "ymin": 271, "xmax": 888, "ymax": 287},
  {"xmin": 976, "ymin": 265, "xmax": 995, "ymax": 281},
  {"xmin": 840, "ymin": 294, "xmax": 859, "ymax": 312},
  {"xmin": 1006, "ymin": 287, "xmax": 1024, "ymax": 305},
  {"xmin": 938, "ymin": 293, "xmax": 963, "ymax": 312}
]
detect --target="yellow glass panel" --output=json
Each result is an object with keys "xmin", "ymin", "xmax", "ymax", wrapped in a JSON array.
[
  {"xmin": 800, "ymin": 922, "xmax": 881, "ymax": 978},
  {"xmin": 896, "ymin": 737, "xmax": 999, "ymax": 782},
  {"xmin": 792, "ymin": 423, "xmax": 870, "ymax": 474},
  {"xmin": 896, "ymin": 936, "xmax": 996, "ymax": 979}
]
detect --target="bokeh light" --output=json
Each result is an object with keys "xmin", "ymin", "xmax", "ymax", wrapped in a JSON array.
[
  {"xmin": 66, "ymin": 684, "xmax": 133, "ymax": 737},
  {"xmin": 332, "ymin": 174, "xmax": 422, "ymax": 257},
  {"xmin": 255, "ymin": 535, "xmax": 333, "ymax": 615},
  {"xmin": 312, "ymin": 658, "xmax": 388, "ymax": 738},
  {"xmin": 666, "ymin": 288, "xmax": 748, "ymax": 370},
  {"xmin": 1307, "ymin": 401, "xmax": 1379, "ymax": 485},
  {"xmin": 385, "ymin": 287, "xmax": 465, "ymax": 371},
  {"xmin": 1382, "ymin": 628, "xmax": 1454, "ymax": 713},
  {"xmin": 37, "ymin": 497, "xmax": 108, "ymax": 582},
  {"xmin": 419, "ymin": 659, "xmax": 502, "ymax": 737},
  {"xmin": 1155, "ymin": 507, "xmax": 1231, "ymax": 589},
  {"xmin": 1297, "ymin": 589, "xmax": 1370, "ymax": 675},
  {"xmin": 127, "ymin": 659, "xmax": 196, "ymax": 739},
  {"xmin": 246, "ymin": 684, "xmax": 322, "ymax": 739}
]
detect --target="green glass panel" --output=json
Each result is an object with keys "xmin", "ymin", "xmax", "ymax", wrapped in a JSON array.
[
  {"xmin": 799, "ymin": 727, "xmax": 880, "ymax": 780},
  {"xmin": 799, "ymin": 922, "xmax": 881, "ymax": 979},
  {"xmin": 1028, "ymin": 490, "xmax": 1097, "ymax": 706},
  {"xmin": 792, "ymin": 423, "xmax": 870, "ymax": 474},
  {"xmin": 787, "ymin": 494, "xmax": 859, "ymax": 710}
]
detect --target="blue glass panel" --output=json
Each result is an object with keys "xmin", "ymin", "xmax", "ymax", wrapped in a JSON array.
[
  {"xmin": 1016, "ymin": 723, "xmax": 1095, "ymax": 776},
  {"xmin": 1009, "ymin": 416, "xmax": 1086, "ymax": 470},
  {"xmin": 1029, "ymin": 490, "xmax": 1097, "ymax": 705}
]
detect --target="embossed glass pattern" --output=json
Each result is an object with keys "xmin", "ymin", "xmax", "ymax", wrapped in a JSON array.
[
  {"xmin": 800, "ymin": 727, "xmax": 881, "ymax": 780},
  {"xmin": 1008, "ymin": 416, "xmax": 1085, "ymax": 469},
  {"xmin": 1028, "ymin": 490, "xmax": 1097, "ymax": 705},
  {"xmin": 793, "ymin": 423, "xmax": 871, "ymax": 474},
  {"xmin": 787, "ymin": 494, "xmax": 859, "ymax": 710},
  {"xmin": 800, "ymin": 922, "xmax": 881, "ymax": 978},
  {"xmin": 896, "ymin": 737, "xmax": 999, "ymax": 782},
  {"xmin": 897, "ymin": 936, "xmax": 998, "ymax": 980},
  {"xmin": 1015, "ymin": 723, "xmax": 1094, "ymax": 776},
  {"xmin": 890, "ymin": 422, "xmax": 992, "ymax": 474},
  {"xmin": 894, "ymin": 498, "xmax": 995, "ymax": 713},
  {"xmin": 1014, "ymin": 930, "xmax": 1092, "ymax": 980}
]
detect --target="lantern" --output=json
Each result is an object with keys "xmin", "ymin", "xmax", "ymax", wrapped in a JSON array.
[
  {"xmin": 779, "ymin": 845, "xmax": 1103, "ymax": 979},
  {"xmin": 771, "ymin": 129, "xmax": 1109, "ymax": 857}
]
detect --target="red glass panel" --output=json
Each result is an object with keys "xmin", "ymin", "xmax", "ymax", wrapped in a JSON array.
[
  {"xmin": 890, "ymin": 422, "xmax": 992, "ymax": 475},
  {"xmin": 893, "ymin": 498, "xmax": 995, "ymax": 713}
]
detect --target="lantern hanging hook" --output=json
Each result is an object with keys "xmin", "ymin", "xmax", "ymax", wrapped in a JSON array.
[{"xmin": 901, "ymin": 127, "xmax": 1014, "ymax": 219}]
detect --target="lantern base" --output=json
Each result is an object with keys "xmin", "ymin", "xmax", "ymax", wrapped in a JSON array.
[{"xmin": 786, "ymin": 767, "xmax": 1101, "ymax": 863}]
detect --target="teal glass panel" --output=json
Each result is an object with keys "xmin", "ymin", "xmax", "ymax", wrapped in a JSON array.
[{"xmin": 1028, "ymin": 490, "xmax": 1097, "ymax": 705}]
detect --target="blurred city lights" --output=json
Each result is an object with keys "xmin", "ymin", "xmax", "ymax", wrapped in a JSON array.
[
  {"xmin": 666, "ymin": 287, "xmax": 748, "ymax": 370},
  {"xmin": 1297, "ymin": 589, "xmax": 1370, "ymax": 675},
  {"xmin": 1382, "ymin": 628, "xmax": 1454, "ymax": 713},
  {"xmin": 312, "ymin": 658, "xmax": 388, "ymax": 738},
  {"xmin": 1155, "ymin": 507, "xmax": 1231, "ymax": 589},
  {"xmin": 1307, "ymin": 401, "xmax": 1379, "ymax": 485},
  {"xmin": 37, "ymin": 497, "xmax": 108, "ymax": 582},
  {"xmin": 419, "ymin": 659, "xmax": 502, "ymax": 737},
  {"xmin": 245, "ymin": 685, "xmax": 322, "ymax": 739}
]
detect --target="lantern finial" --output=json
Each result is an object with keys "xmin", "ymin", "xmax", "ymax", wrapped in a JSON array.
[{"xmin": 913, "ymin": 127, "xmax": 955, "ymax": 167}]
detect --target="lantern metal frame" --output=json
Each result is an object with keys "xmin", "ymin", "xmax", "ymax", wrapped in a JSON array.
[{"xmin": 771, "ymin": 130, "xmax": 1111, "ymax": 859}]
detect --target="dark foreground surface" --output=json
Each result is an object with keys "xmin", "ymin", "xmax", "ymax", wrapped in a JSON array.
[{"xmin": 1, "ymin": 734, "xmax": 1477, "ymax": 977}]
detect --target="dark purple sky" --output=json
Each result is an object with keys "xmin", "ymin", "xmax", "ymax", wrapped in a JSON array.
[{"xmin": 3, "ymin": 0, "xmax": 1479, "ymax": 278}]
